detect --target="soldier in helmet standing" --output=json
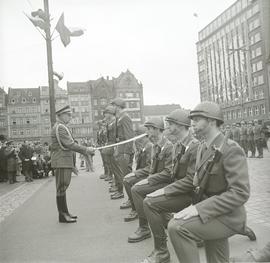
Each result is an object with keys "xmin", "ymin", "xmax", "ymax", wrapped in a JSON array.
[
  {"xmin": 110, "ymin": 98, "xmax": 134, "ymax": 200},
  {"xmin": 50, "ymin": 106, "xmax": 94, "ymax": 223},
  {"xmin": 167, "ymin": 101, "xmax": 253, "ymax": 263},
  {"xmin": 247, "ymin": 121, "xmax": 255, "ymax": 158},
  {"xmin": 140, "ymin": 109, "xmax": 199, "ymax": 263},
  {"xmin": 253, "ymin": 119, "xmax": 264, "ymax": 158},
  {"xmin": 240, "ymin": 120, "xmax": 248, "ymax": 156},
  {"xmin": 231, "ymin": 123, "xmax": 241, "ymax": 145},
  {"xmin": 128, "ymin": 117, "xmax": 173, "ymax": 243}
]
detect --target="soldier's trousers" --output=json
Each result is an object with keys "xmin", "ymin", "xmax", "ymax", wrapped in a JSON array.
[
  {"xmin": 102, "ymin": 153, "xmax": 113, "ymax": 177},
  {"xmin": 100, "ymin": 151, "xmax": 108, "ymax": 175},
  {"xmin": 168, "ymin": 216, "xmax": 236, "ymax": 263},
  {"xmin": 247, "ymin": 140, "xmax": 255, "ymax": 156},
  {"xmin": 131, "ymin": 182, "xmax": 169, "ymax": 227},
  {"xmin": 144, "ymin": 194, "xmax": 191, "ymax": 239},
  {"xmin": 111, "ymin": 154, "xmax": 133, "ymax": 193},
  {"xmin": 55, "ymin": 168, "xmax": 72, "ymax": 196},
  {"xmin": 255, "ymin": 138, "xmax": 264, "ymax": 157},
  {"xmin": 240, "ymin": 140, "xmax": 248, "ymax": 155},
  {"xmin": 123, "ymin": 175, "xmax": 147, "ymax": 210}
]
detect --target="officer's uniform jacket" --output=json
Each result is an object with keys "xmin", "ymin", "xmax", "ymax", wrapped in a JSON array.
[
  {"xmin": 247, "ymin": 126, "xmax": 254, "ymax": 141},
  {"xmin": 115, "ymin": 111, "xmax": 134, "ymax": 155},
  {"xmin": 240, "ymin": 126, "xmax": 247, "ymax": 141},
  {"xmin": 253, "ymin": 124, "xmax": 263, "ymax": 140},
  {"xmin": 146, "ymin": 136, "xmax": 173, "ymax": 185},
  {"xmin": 163, "ymin": 133, "xmax": 199, "ymax": 196},
  {"xmin": 232, "ymin": 127, "xmax": 240, "ymax": 142},
  {"xmin": 102, "ymin": 119, "xmax": 116, "ymax": 156},
  {"xmin": 50, "ymin": 120, "xmax": 88, "ymax": 169},
  {"xmin": 134, "ymin": 141, "xmax": 152, "ymax": 178}
]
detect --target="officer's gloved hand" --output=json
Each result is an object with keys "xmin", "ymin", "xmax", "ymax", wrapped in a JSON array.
[{"xmin": 86, "ymin": 147, "xmax": 95, "ymax": 155}]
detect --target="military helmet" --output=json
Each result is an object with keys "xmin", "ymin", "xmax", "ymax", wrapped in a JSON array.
[
  {"xmin": 110, "ymin": 97, "xmax": 126, "ymax": 108},
  {"xmin": 189, "ymin": 101, "xmax": 223, "ymax": 124},
  {"xmin": 254, "ymin": 119, "xmax": 259, "ymax": 123},
  {"xmin": 103, "ymin": 105, "xmax": 115, "ymax": 115},
  {"xmin": 144, "ymin": 117, "xmax": 164, "ymax": 130},
  {"xmin": 165, "ymin": 109, "xmax": 191, "ymax": 127},
  {"xmin": 135, "ymin": 125, "xmax": 147, "ymax": 135},
  {"xmin": 240, "ymin": 120, "xmax": 246, "ymax": 125},
  {"xmin": 248, "ymin": 120, "xmax": 253, "ymax": 124}
]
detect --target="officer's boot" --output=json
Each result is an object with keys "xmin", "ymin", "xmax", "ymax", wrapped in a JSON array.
[
  {"xmin": 63, "ymin": 194, "xmax": 77, "ymax": 219},
  {"xmin": 56, "ymin": 196, "xmax": 76, "ymax": 223},
  {"xmin": 141, "ymin": 236, "xmax": 170, "ymax": 263}
]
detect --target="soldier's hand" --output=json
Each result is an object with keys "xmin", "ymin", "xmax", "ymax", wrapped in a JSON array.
[
  {"xmin": 135, "ymin": 178, "xmax": 148, "ymax": 186},
  {"xmin": 86, "ymin": 147, "xmax": 95, "ymax": 155},
  {"xmin": 173, "ymin": 205, "xmax": 198, "ymax": 220},
  {"xmin": 147, "ymin": 188, "xmax": 165, "ymax": 198},
  {"xmin": 125, "ymin": 172, "xmax": 135, "ymax": 179}
]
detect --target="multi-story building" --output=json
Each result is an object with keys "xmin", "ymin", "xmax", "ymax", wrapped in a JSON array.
[
  {"xmin": 0, "ymin": 88, "xmax": 8, "ymax": 138},
  {"xmin": 144, "ymin": 104, "xmax": 181, "ymax": 122},
  {"xmin": 197, "ymin": 0, "xmax": 270, "ymax": 123},
  {"xmin": 67, "ymin": 81, "xmax": 93, "ymax": 138},
  {"xmin": 7, "ymin": 88, "xmax": 41, "ymax": 141},
  {"xmin": 40, "ymin": 80, "xmax": 68, "ymax": 142}
]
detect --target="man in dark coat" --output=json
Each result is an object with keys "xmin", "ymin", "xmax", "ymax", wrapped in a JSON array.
[{"xmin": 19, "ymin": 141, "xmax": 34, "ymax": 182}]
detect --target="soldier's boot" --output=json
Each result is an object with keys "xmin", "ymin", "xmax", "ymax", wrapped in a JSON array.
[
  {"xmin": 141, "ymin": 236, "xmax": 170, "ymax": 263},
  {"xmin": 63, "ymin": 194, "xmax": 77, "ymax": 219},
  {"xmin": 56, "ymin": 196, "xmax": 76, "ymax": 223},
  {"xmin": 128, "ymin": 218, "xmax": 151, "ymax": 243}
]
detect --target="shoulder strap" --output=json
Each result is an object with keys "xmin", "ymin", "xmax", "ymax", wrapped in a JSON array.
[{"xmin": 56, "ymin": 123, "xmax": 73, "ymax": 151}]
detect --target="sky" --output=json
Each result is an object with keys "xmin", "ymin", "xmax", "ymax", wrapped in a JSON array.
[{"xmin": 0, "ymin": 0, "xmax": 236, "ymax": 109}]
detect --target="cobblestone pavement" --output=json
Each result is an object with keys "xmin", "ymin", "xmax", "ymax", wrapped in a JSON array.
[
  {"xmin": 246, "ymin": 149, "xmax": 270, "ymax": 228},
  {"xmin": 0, "ymin": 177, "xmax": 52, "ymax": 223}
]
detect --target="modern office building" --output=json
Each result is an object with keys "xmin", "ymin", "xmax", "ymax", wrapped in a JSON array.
[{"xmin": 197, "ymin": 0, "xmax": 270, "ymax": 123}]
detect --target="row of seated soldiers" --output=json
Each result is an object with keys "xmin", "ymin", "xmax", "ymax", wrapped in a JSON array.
[
  {"xmin": 95, "ymin": 100, "xmax": 257, "ymax": 263},
  {"xmin": 222, "ymin": 120, "xmax": 268, "ymax": 158},
  {"xmin": 0, "ymin": 139, "xmax": 51, "ymax": 184}
]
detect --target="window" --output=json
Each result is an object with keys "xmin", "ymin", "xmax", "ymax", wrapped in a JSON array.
[
  {"xmin": 12, "ymin": 121, "xmax": 16, "ymax": 125},
  {"xmin": 252, "ymin": 61, "xmax": 263, "ymax": 73},
  {"xmin": 28, "ymin": 92, "xmax": 32, "ymax": 96},
  {"xmin": 227, "ymin": 111, "xmax": 232, "ymax": 120},
  {"xmin": 32, "ymin": 97, "xmax": 36, "ymax": 103},
  {"xmin": 93, "ymin": 99, "xmax": 98, "ymax": 106},
  {"xmin": 250, "ymin": 32, "xmax": 261, "ymax": 45},
  {"xmin": 237, "ymin": 109, "xmax": 242, "ymax": 118},
  {"xmin": 249, "ymin": 18, "xmax": 260, "ymax": 31},
  {"xmin": 260, "ymin": 104, "xmax": 265, "ymax": 114},
  {"xmin": 243, "ymin": 108, "xmax": 247, "ymax": 118},
  {"xmin": 26, "ymin": 120, "xmax": 30, "ymax": 124},
  {"xmin": 248, "ymin": 107, "xmax": 253, "ymax": 116},
  {"xmin": 12, "ymin": 130, "xmax": 17, "ymax": 136},
  {"xmin": 22, "ymin": 98, "xmax": 26, "ymax": 103},
  {"xmin": 253, "ymin": 74, "xmax": 264, "ymax": 86},
  {"xmin": 100, "ymin": 98, "xmax": 107, "ymax": 105},
  {"xmin": 94, "ymin": 110, "xmax": 99, "ymax": 116},
  {"xmin": 232, "ymin": 111, "xmax": 237, "ymax": 119},
  {"xmin": 251, "ymin": 47, "xmax": 262, "ymax": 59},
  {"xmin": 254, "ymin": 106, "xmax": 259, "ymax": 115},
  {"xmin": 11, "ymin": 99, "xmax": 15, "ymax": 104}
]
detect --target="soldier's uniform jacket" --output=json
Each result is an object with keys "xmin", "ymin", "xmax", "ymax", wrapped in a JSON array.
[
  {"xmin": 253, "ymin": 124, "xmax": 263, "ymax": 140},
  {"xmin": 102, "ymin": 119, "xmax": 116, "ymax": 156},
  {"xmin": 232, "ymin": 127, "xmax": 240, "ymax": 142},
  {"xmin": 97, "ymin": 126, "xmax": 107, "ymax": 147},
  {"xmin": 163, "ymin": 133, "xmax": 199, "ymax": 196},
  {"xmin": 240, "ymin": 126, "xmax": 247, "ymax": 141},
  {"xmin": 50, "ymin": 120, "xmax": 88, "ymax": 169},
  {"xmin": 135, "ymin": 141, "xmax": 152, "ymax": 172},
  {"xmin": 115, "ymin": 111, "xmax": 134, "ymax": 155},
  {"xmin": 247, "ymin": 126, "xmax": 254, "ymax": 141}
]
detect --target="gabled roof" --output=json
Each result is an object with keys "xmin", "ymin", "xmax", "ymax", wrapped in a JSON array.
[{"xmin": 8, "ymin": 87, "xmax": 40, "ymax": 105}]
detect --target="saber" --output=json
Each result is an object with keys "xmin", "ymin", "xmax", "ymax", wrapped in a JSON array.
[{"xmin": 95, "ymin": 133, "xmax": 147, "ymax": 150}]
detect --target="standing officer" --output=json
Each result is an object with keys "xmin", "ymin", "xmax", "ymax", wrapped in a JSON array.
[
  {"xmin": 240, "ymin": 120, "xmax": 248, "ymax": 155},
  {"xmin": 128, "ymin": 117, "xmax": 173, "ymax": 243},
  {"xmin": 141, "ymin": 109, "xmax": 199, "ymax": 263},
  {"xmin": 247, "ymin": 121, "xmax": 255, "ymax": 158},
  {"xmin": 231, "ymin": 123, "xmax": 240, "ymax": 145},
  {"xmin": 167, "ymin": 101, "xmax": 250, "ymax": 263},
  {"xmin": 121, "ymin": 125, "xmax": 152, "ymax": 222},
  {"xmin": 110, "ymin": 98, "xmax": 134, "ymax": 200},
  {"xmin": 253, "ymin": 119, "xmax": 264, "ymax": 158},
  {"xmin": 50, "ymin": 105, "xmax": 94, "ymax": 223}
]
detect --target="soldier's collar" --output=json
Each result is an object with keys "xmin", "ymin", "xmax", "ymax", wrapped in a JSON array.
[{"xmin": 205, "ymin": 131, "xmax": 222, "ymax": 149}]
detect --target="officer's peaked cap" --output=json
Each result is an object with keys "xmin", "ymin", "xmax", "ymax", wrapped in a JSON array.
[
  {"xmin": 110, "ymin": 98, "xmax": 126, "ymax": 108},
  {"xmin": 166, "ymin": 109, "xmax": 191, "ymax": 127},
  {"xmin": 189, "ymin": 101, "xmax": 223, "ymax": 124},
  {"xmin": 144, "ymin": 117, "xmax": 164, "ymax": 130},
  {"xmin": 55, "ymin": 105, "xmax": 72, "ymax": 116}
]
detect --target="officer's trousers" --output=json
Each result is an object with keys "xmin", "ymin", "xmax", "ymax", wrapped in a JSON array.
[
  {"xmin": 123, "ymin": 176, "xmax": 146, "ymax": 210},
  {"xmin": 144, "ymin": 194, "xmax": 191, "ymax": 239},
  {"xmin": 55, "ymin": 168, "xmax": 72, "ymax": 196},
  {"xmin": 111, "ymin": 154, "xmax": 133, "ymax": 193},
  {"xmin": 131, "ymin": 182, "xmax": 169, "ymax": 227},
  {"xmin": 168, "ymin": 216, "xmax": 236, "ymax": 263}
]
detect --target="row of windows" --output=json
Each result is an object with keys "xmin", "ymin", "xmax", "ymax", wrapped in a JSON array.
[
  {"xmin": 253, "ymin": 75, "xmax": 264, "ymax": 86},
  {"xmin": 72, "ymin": 107, "xmax": 89, "ymax": 113},
  {"xmin": 119, "ymin": 92, "xmax": 140, "ymax": 99},
  {"xmin": 69, "ymin": 95, "xmax": 90, "ymax": 102},
  {"xmin": 251, "ymin": 46, "xmax": 262, "ymax": 59},
  {"xmin": 93, "ymin": 98, "xmax": 107, "ymax": 106},
  {"xmin": 126, "ymin": 101, "xmax": 140, "ymax": 109},
  {"xmin": 254, "ymin": 89, "xmax": 264, "ymax": 100},
  {"xmin": 11, "ymin": 117, "xmax": 38, "ymax": 125},
  {"xmin": 11, "ymin": 129, "xmax": 40, "ymax": 137},
  {"xmin": 9, "ymin": 106, "xmax": 39, "ymax": 114},
  {"xmin": 10, "ymin": 97, "xmax": 37, "ymax": 104},
  {"xmin": 252, "ymin": 61, "xmax": 263, "ymax": 73},
  {"xmin": 224, "ymin": 104, "xmax": 265, "ymax": 120},
  {"xmin": 199, "ymin": 3, "xmax": 259, "ymax": 41},
  {"xmin": 70, "ymin": 117, "xmax": 91, "ymax": 124}
]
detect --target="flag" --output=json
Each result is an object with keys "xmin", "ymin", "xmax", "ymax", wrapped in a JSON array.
[
  {"xmin": 24, "ymin": 12, "xmax": 47, "ymax": 30},
  {"xmin": 55, "ymin": 13, "xmax": 85, "ymax": 47},
  {"xmin": 55, "ymin": 13, "xmax": 71, "ymax": 47}
]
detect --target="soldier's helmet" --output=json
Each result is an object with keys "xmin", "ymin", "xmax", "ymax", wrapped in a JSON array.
[
  {"xmin": 254, "ymin": 119, "xmax": 259, "ymax": 123},
  {"xmin": 110, "ymin": 98, "xmax": 126, "ymax": 108},
  {"xmin": 144, "ymin": 117, "xmax": 164, "ymax": 130},
  {"xmin": 135, "ymin": 125, "xmax": 148, "ymax": 135},
  {"xmin": 103, "ymin": 105, "xmax": 115, "ymax": 115},
  {"xmin": 248, "ymin": 120, "xmax": 253, "ymax": 125},
  {"xmin": 165, "ymin": 109, "xmax": 191, "ymax": 127},
  {"xmin": 189, "ymin": 101, "xmax": 224, "ymax": 124},
  {"xmin": 240, "ymin": 120, "xmax": 246, "ymax": 125}
]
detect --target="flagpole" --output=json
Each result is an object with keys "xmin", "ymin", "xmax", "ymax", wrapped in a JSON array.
[{"xmin": 43, "ymin": 0, "xmax": 56, "ymax": 127}]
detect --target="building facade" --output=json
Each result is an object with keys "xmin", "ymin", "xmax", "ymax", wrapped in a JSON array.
[
  {"xmin": 197, "ymin": 0, "xmax": 270, "ymax": 123},
  {"xmin": 7, "ymin": 88, "xmax": 41, "ymax": 141},
  {"xmin": 0, "ymin": 88, "xmax": 8, "ymax": 138}
]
